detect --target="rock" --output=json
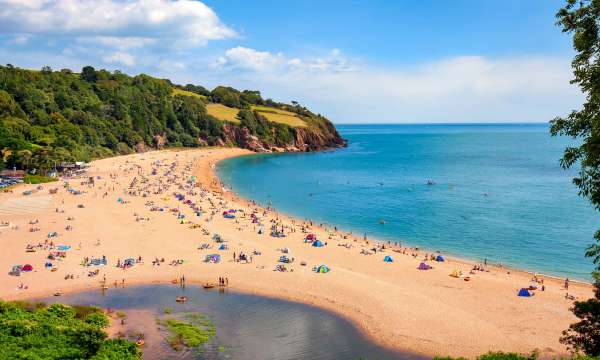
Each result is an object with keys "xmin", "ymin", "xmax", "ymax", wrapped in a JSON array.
[
  {"xmin": 153, "ymin": 134, "xmax": 167, "ymax": 149},
  {"xmin": 135, "ymin": 142, "xmax": 146, "ymax": 153}
]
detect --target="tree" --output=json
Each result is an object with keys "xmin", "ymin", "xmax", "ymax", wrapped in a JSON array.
[
  {"xmin": 80, "ymin": 66, "xmax": 97, "ymax": 82},
  {"xmin": 16, "ymin": 149, "xmax": 32, "ymax": 171},
  {"xmin": 552, "ymin": 0, "xmax": 600, "ymax": 355}
]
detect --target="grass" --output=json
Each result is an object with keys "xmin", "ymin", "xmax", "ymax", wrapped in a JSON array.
[
  {"xmin": 252, "ymin": 105, "xmax": 307, "ymax": 128},
  {"xmin": 206, "ymin": 103, "xmax": 306, "ymax": 127},
  {"xmin": 205, "ymin": 103, "xmax": 241, "ymax": 124},
  {"xmin": 163, "ymin": 313, "xmax": 216, "ymax": 351},
  {"xmin": 171, "ymin": 88, "xmax": 207, "ymax": 101},
  {"xmin": 23, "ymin": 174, "xmax": 57, "ymax": 184}
]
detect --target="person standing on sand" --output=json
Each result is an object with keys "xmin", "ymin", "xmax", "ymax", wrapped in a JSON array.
[{"xmin": 565, "ymin": 278, "xmax": 569, "ymax": 290}]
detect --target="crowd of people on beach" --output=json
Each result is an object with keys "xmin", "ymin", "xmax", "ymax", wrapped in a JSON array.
[{"xmin": 2, "ymin": 150, "xmax": 582, "ymax": 306}]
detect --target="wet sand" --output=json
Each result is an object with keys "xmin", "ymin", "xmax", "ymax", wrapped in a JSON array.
[{"xmin": 0, "ymin": 147, "xmax": 593, "ymax": 358}]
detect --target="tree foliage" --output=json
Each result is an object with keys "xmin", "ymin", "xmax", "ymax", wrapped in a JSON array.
[
  {"xmin": 0, "ymin": 300, "xmax": 140, "ymax": 359},
  {"xmin": 0, "ymin": 65, "xmax": 343, "ymax": 174},
  {"xmin": 552, "ymin": 0, "xmax": 600, "ymax": 355}
]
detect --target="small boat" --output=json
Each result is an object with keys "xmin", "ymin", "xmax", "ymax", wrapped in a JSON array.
[
  {"xmin": 54, "ymin": 291, "xmax": 62, "ymax": 297},
  {"xmin": 379, "ymin": 219, "xmax": 385, "ymax": 225},
  {"xmin": 203, "ymin": 283, "xmax": 215, "ymax": 289},
  {"xmin": 171, "ymin": 279, "xmax": 179, "ymax": 284},
  {"xmin": 175, "ymin": 296, "xmax": 187, "ymax": 303}
]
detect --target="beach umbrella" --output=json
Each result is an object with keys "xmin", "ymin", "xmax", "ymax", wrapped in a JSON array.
[
  {"xmin": 435, "ymin": 255, "xmax": 445, "ymax": 262},
  {"xmin": 22, "ymin": 264, "xmax": 33, "ymax": 272},
  {"xmin": 312, "ymin": 240, "xmax": 324, "ymax": 247}
]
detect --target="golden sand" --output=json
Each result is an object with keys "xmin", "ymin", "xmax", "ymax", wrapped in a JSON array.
[{"xmin": 0, "ymin": 148, "xmax": 592, "ymax": 358}]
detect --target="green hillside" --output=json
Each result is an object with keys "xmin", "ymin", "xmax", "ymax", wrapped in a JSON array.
[{"xmin": 0, "ymin": 65, "xmax": 345, "ymax": 173}]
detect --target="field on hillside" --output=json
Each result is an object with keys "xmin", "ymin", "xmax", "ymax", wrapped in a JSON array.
[
  {"xmin": 172, "ymin": 88, "xmax": 207, "ymax": 100},
  {"xmin": 206, "ymin": 103, "xmax": 241, "ymax": 124},
  {"xmin": 252, "ymin": 105, "xmax": 307, "ymax": 127},
  {"xmin": 202, "ymin": 103, "xmax": 306, "ymax": 128}
]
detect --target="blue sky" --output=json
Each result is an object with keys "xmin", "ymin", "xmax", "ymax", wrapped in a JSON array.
[
  {"xmin": 205, "ymin": 0, "xmax": 571, "ymax": 62},
  {"xmin": 0, "ymin": 0, "xmax": 582, "ymax": 123}
]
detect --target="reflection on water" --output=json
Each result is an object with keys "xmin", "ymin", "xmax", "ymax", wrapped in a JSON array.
[{"xmin": 43, "ymin": 285, "xmax": 421, "ymax": 360}]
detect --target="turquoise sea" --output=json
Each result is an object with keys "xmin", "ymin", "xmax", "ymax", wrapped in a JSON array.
[{"xmin": 217, "ymin": 124, "xmax": 599, "ymax": 280}]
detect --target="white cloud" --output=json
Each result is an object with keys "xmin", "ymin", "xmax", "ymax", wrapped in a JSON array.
[
  {"xmin": 103, "ymin": 51, "xmax": 136, "ymax": 66},
  {"xmin": 214, "ymin": 47, "xmax": 355, "ymax": 73},
  {"xmin": 214, "ymin": 47, "xmax": 285, "ymax": 71},
  {"xmin": 205, "ymin": 49, "xmax": 582, "ymax": 123},
  {"xmin": 0, "ymin": 0, "xmax": 235, "ymax": 48}
]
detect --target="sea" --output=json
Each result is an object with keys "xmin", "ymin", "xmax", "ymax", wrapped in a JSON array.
[{"xmin": 217, "ymin": 124, "xmax": 599, "ymax": 281}]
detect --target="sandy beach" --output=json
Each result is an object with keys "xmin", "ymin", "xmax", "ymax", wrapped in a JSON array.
[{"xmin": 0, "ymin": 147, "xmax": 593, "ymax": 358}]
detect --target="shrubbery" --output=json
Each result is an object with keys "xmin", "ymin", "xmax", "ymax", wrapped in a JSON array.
[{"xmin": 0, "ymin": 300, "xmax": 140, "ymax": 359}]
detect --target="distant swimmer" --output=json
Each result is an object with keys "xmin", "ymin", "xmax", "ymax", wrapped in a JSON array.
[
  {"xmin": 379, "ymin": 182, "xmax": 384, "ymax": 186},
  {"xmin": 482, "ymin": 192, "xmax": 489, "ymax": 197},
  {"xmin": 427, "ymin": 180, "xmax": 435, "ymax": 185}
]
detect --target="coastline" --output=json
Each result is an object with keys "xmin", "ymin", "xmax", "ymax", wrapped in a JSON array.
[
  {"xmin": 213, "ymin": 151, "xmax": 592, "ymax": 285},
  {"xmin": 0, "ymin": 147, "xmax": 593, "ymax": 358}
]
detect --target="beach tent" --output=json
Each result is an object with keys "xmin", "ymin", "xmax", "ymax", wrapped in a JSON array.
[
  {"xmin": 312, "ymin": 240, "xmax": 324, "ymax": 247},
  {"xmin": 305, "ymin": 234, "xmax": 317, "ymax": 241},
  {"xmin": 9, "ymin": 265, "xmax": 21, "ymax": 276},
  {"xmin": 212, "ymin": 234, "xmax": 223, "ymax": 242},
  {"xmin": 383, "ymin": 255, "xmax": 394, "ymax": 262},
  {"xmin": 22, "ymin": 264, "xmax": 33, "ymax": 272},
  {"xmin": 218, "ymin": 244, "xmax": 227, "ymax": 250},
  {"xmin": 279, "ymin": 255, "xmax": 291, "ymax": 263},
  {"xmin": 435, "ymin": 255, "xmax": 445, "ymax": 262},
  {"xmin": 316, "ymin": 265, "xmax": 330, "ymax": 273},
  {"xmin": 124, "ymin": 258, "xmax": 135, "ymax": 267},
  {"xmin": 518, "ymin": 288, "xmax": 533, "ymax": 297},
  {"xmin": 57, "ymin": 245, "xmax": 71, "ymax": 251},
  {"xmin": 418, "ymin": 262, "xmax": 432, "ymax": 270},
  {"xmin": 205, "ymin": 254, "xmax": 221, "ymax": 263}
]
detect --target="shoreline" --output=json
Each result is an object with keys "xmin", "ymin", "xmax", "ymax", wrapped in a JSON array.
[
  {"xmin": 212, "ymin": 151, "xmax": 592, "ymax": 286},
  {"xmin": 0, "ymin": 147, "xmax": 593, "ymax": 358}
]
